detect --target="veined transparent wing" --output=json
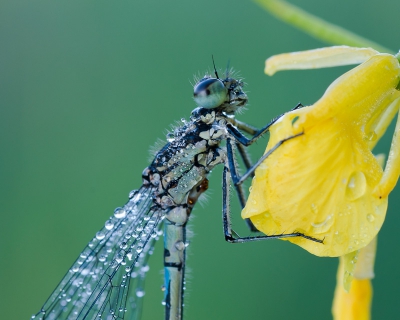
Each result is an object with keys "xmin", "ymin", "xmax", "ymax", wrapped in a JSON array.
[{"xmin": 32, "ymin": 186, "xmax": 164, "ymax": 320}]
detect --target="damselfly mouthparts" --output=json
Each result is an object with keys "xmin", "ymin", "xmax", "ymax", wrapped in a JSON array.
[{"xmin": 32, "ymin": 67, "xmax": 322, "ymax": 320}]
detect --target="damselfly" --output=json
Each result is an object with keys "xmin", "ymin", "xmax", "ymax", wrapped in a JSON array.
[{"xmin": 32, "ymin": 65, "xmax": 322, "ymax": 320}]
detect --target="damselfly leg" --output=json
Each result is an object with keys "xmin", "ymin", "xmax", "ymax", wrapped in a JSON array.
[
  {"xmin": 224, "ymin": 102, "xmax": 307, "ymax": 235},
  {"xmin": 222, "ymin": 128, "xmax": 323, "ymax": 244}
]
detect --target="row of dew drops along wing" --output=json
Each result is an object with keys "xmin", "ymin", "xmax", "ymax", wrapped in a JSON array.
[{"xmin": 32, "ymin": 186, "xmax": 165, "ymax": 320}]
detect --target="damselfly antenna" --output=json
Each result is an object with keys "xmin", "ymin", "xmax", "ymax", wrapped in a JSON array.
[{"xmin": 212, "ymin": 55, "xmax": 219, "ymax": 79}]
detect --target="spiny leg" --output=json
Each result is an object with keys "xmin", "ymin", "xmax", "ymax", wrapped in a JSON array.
[
  {"xmin": 233, "ymin": 142, "xmax": 258, "ymax": 232},
  {"xmin": 222, "ymin": 166, "xmax": 323, "ymax": 243},
  {"xmin": 235, "ymin": 142, "xmax": 253, "ymax": 172},
  {"xmin": 225, "ymin": 103, "xmax": 305, "ymax": 233},
  {"xmin": 225, "ymin": 102, "xmax": 304, "ymax": 146},
  {"xmin": 223, "ymin": 133, "xmax": 322, "ymax": 244},
  {"xmin": 227, "ymin": 132, "xmax": 303, "ymax": 187}
]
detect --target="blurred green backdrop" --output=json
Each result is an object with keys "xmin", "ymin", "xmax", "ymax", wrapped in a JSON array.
[{"xmin": 1, "ymin": 0, "xmax": 399, "ymax": 319}]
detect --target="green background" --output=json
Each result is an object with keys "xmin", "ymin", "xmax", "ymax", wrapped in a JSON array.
[{"xmin": 1, "ymin": 0, "xmax": 399, "ymax": 319}]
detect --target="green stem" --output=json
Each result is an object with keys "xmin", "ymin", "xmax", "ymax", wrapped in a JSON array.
[{"xmin": 254, "ymin": 0, "xmax": 394, "ymax": 54}]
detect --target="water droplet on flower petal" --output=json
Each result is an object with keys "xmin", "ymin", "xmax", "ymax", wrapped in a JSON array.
[
  {"xmin": 345, "ymin": 171, "xmax": 367, "ymax": 200},
  {"xmin": 365, "ymin": 131, "xmax": 377, "ymax": 142},
  {"xmin": 311, "ymin": 214, "xmax": 334, "ymax": 234}
]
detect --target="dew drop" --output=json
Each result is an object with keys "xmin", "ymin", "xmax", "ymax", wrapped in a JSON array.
[
  {"xmin": 114, "ymin": 208, "xmax": 127, "ymax": 219},
  {"xmin": 71, "ymin": 265, "xmax": 79, "ymax": 273},
  {"xmin": 105, "ymin": 220, "xmax": 114, "ymax": 230},
  {"xmin": 115, "ymin": 255, "xmax": 124, "ymax": 264},
  {"xmin": 175, "ymin": 240, "xmax": 185, "ymax": 251},
  {"xmin": 311, "ymin": 214, "xmax": 334, "ymax": 234},
  {"xmin": 291, "ymin": 115, "xmax": 300, "ymax": 126},
  {"xmin": 96, "ymin": 232, "xmax": 105, "ymax": 240},
  {"xmin": 166, "ymin": 133, "xmax": 175, "ymax": 142},
  {"xmin": 310, "ymin": 203, "xmax": 318, "ymax": 214},
  {"xmin": 120, "ymin": 242, "xmax": 127, "ymax": 249},
  {"xmin": 345, "ymin": 171, "xmax": 367, "ymax": 200},
  {"xmin": 367, "ymin": 213, "xmax": 375, "ymax": 222},
  {"xmin": 136, "ymin": 290, "xmax": 145, "ymax": 297},
  {"xmin": 365, "ymin": 131, "xmax": 377, "ymax": 142},
  {"xmin": 141, "ymin": 265, "xmax": 150, "ymax": 273},
  {"xmin": 128, "ymin": 190, "xmax": 138, "ymax": 199}
]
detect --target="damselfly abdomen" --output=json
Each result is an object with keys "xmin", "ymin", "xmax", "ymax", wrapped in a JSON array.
[{"xmin": 32, "ymin": 68, "xmax": 321, "ymax": 320}]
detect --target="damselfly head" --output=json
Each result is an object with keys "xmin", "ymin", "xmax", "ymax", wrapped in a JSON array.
[
  {"xmin": 193, "ymin": 77, "xmax": 227, "ymax": 109},
  {"xmin": 193, "ymin": 75, "xmax": 248, "ymax": 114}
]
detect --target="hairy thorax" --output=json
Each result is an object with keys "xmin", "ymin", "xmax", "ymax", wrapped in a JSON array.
[{"xmin": 141, "ymin": 108, "xmax": 228, "ymax": 225}]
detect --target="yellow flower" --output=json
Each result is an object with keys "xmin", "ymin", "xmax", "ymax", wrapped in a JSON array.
[
  {"xmin": 242, "ymin": 46, "xmax": 400, "ymax": 257},
  {"xmin": 332, "ymin": 237, "xmax": 376, "ymax": 320}
]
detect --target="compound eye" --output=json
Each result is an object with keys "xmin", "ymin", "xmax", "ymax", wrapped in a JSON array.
[{"xmin": 193, "ymin": 78, "xmax": 227, "ymax": 109}]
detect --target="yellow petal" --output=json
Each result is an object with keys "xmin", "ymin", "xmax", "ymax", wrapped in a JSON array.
[
  {"xmin": 368, "ymin": 97, "xmax": 400, "ymax": 150},
  {"xmin": 353, "ymin": 236, "xmax": 377, "ymax": 280},
  {"xmin": 342, "ymin": 251, "xmax": 359, "ymax": 292},
  {"xmin": 332, "ymin": 237, "xmax": 376, "ymax": 320},
  {"xmin": 373, "ymin": 101, "xmax": 400, "ymax": 198},
  {"xmin": 332, "ymin": 257, "xmax": 372, "ymax": 320},
  {"xmin": 243, "ymin": 54, "xmax": 400, "ymax": 256},
  {"xmin": 298, "ymin": 54, "xmax": 400, "ymax": 126},
  {"xmin": 265, "ymin": 46, "xmax": 379, "ymax": 75}
]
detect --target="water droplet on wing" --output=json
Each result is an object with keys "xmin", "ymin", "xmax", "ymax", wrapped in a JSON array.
[
  {"xmin": 96, "ymin": 231, "xmax": 105, "ymax": 240},
  {"xmin": 114, "ymin": 207, "xmax": 127, "ymax": 219}
]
